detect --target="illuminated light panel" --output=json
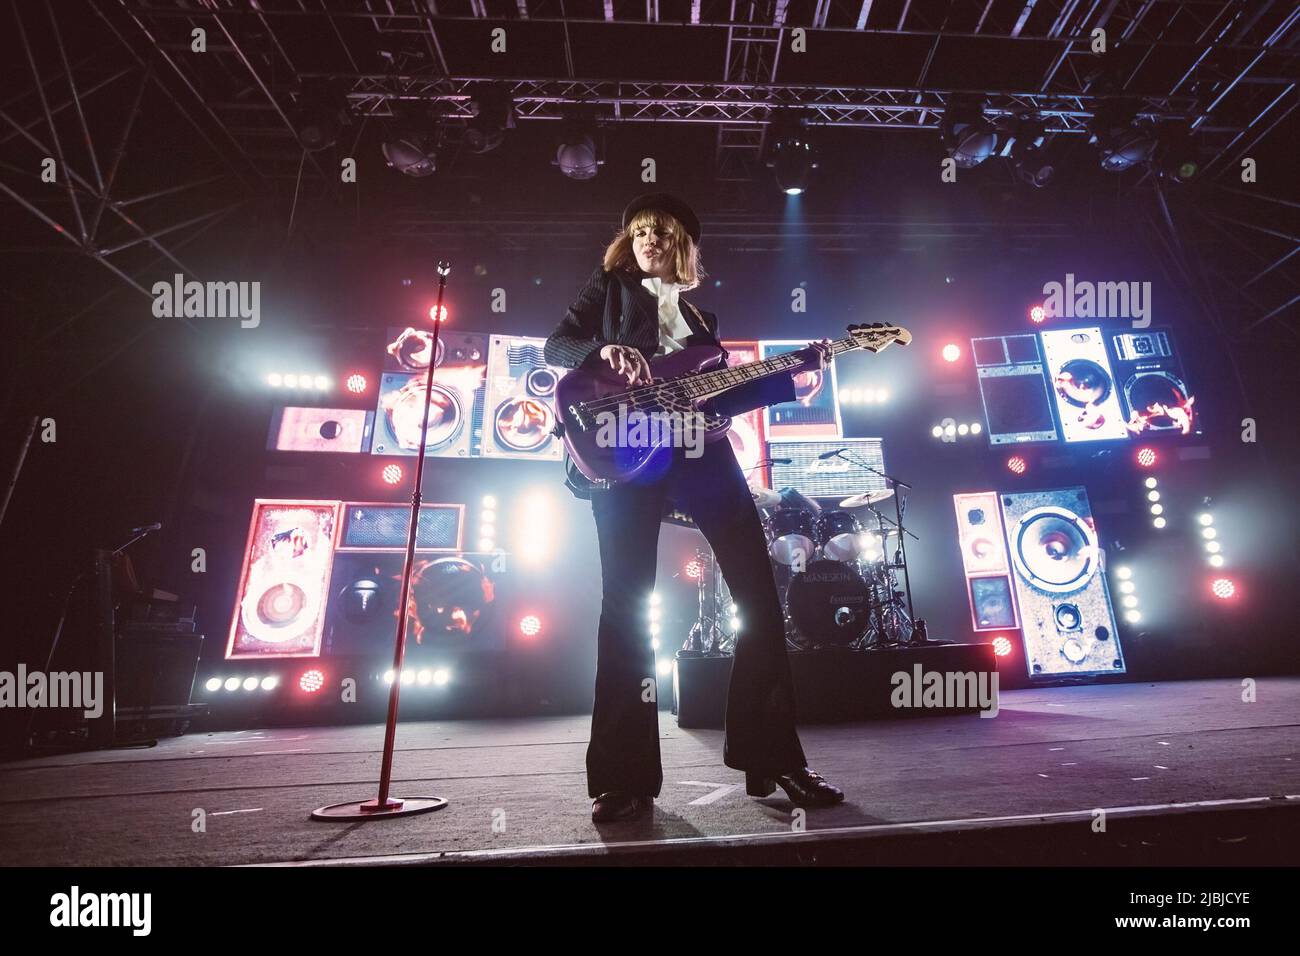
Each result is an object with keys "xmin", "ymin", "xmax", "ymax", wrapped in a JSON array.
[
  {"xmin": 1136, "ymin": 446, "xmax": 1158, "ymax": 468},
  {"xmin": 519, "ymin": 614, "xmax": 542, "ymax": 636},
  {"xmin": 299, "ymin": 669, "xmax": 325, "ymax": 693},
  {"xmin": 991, "ymin": 636, "xmax": 1013, "ymax": 657},
  {"xmin": 381, "ymin": 464, "xmax": 403, "ymax": 485},
  {"xmin": 942, "ymin": 343, "xmax": 961, "ymax": 363},
  {"xmin": 1006, "ymin": 456, "xmax": 1027, "ymax": 475},
  {"xmin": 685, "ymin": 559, "xmax": 702, "ymax": 579},
  {"xmin": 1029, "ymin": 304, "xmax": 1047, "ymax": 324},
  {"xmin": 429, "ymin": 304, "xmax": 448, "ymax": 323},
  {"xmin": 346, "ymin": 373, "xmax": 368, "ymax": 394},
  {"xmin": 1211, "ymin": 578, "xmax": 1236, "ymax": 600}
]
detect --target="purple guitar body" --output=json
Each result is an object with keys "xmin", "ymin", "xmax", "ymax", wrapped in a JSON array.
[{"xmin": 555, "ymin": 344, "xmax": 733, "ymax": 488}]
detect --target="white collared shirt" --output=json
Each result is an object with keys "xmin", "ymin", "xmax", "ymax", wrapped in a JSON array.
[{"xmin": 641, "ymin": 275, "xmax": 695, "ymax": 356}]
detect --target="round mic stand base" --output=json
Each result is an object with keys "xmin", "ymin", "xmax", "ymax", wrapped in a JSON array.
[{"xmin": 311, "ymin": 796, "xmax": 449, "ymax": 821}]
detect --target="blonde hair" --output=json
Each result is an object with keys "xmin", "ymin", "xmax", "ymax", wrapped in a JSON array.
[{"xmin": 601, "ymin": 208, "xmax": 705, "ymax": 290}]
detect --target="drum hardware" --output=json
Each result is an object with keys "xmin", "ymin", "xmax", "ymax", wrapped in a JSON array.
[
  {"xmin": 749, "ymin": 485, "xmax": 782, "ymax": 509},
  {"xmin": 838, "ymin": 489, "xmax": 895, "ymax": 509},
  {"xmin": 679, "ymin": 548, "xmax": 732, "ymax": 657}
]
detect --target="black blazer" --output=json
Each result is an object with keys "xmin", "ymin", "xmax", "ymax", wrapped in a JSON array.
[{"xmin": 544, "ymin": 265, "xmax": 796, "ymax": 417}]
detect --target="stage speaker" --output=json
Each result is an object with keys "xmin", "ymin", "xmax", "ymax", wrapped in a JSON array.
[
  {"xmin": 952, "ymin": 491, "xmax": 1020, "ymax": 631},
  {"xmin": 999, "ymin": 487, "xmax": 1124, "ymax": 678}
]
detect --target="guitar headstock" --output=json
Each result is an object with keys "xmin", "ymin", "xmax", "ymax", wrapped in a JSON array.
[{"xmin": 846, "ymin": 322, "xmax": 912, "ymax": 353}]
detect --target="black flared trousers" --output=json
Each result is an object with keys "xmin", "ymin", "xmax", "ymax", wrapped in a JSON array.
[{"xmin": 585, "ymin": 438, "xmax": 806, "ymax": 798}]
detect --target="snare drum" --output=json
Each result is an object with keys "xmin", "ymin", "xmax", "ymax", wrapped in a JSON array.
[
  {"xmin": 815, "ymin": 510, "xmax": 863, "ymax": 562},
  {"xmin": 765, "ymin": 509, "xmax": 816, "ymax": 566}
]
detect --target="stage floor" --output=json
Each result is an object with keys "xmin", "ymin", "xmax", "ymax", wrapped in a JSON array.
[{"xmin": 2, "ymin": 678, "xmax": 1297, "ymax": 866}]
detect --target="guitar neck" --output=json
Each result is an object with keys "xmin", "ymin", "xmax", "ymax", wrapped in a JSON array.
[{"xmin": 680, "ymin": 336, "xmax": 859, "ymax": 402}]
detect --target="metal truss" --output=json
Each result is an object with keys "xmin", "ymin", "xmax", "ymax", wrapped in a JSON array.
[{"xmin": 101, "ymin": 0, "xmax": 1297, "ymax": 182}]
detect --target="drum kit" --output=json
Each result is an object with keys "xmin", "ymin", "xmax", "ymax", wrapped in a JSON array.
[{"xmin": 751, "ymin": 484, "xmax": 920, "ymax": 649}]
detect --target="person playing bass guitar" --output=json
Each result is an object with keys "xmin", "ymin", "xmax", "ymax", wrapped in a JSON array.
[{"xmin": 544, "ymin": 192, "xmax": 845, "ymax": 822}]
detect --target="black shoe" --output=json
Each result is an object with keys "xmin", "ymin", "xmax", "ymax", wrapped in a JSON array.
[
  {"xmin": 745, "ymin": 767, "xmax": 845, "ymax": 807},
  {"xmin": 591, "ymin": 791, "xmax": 653, "ymax": 822}
]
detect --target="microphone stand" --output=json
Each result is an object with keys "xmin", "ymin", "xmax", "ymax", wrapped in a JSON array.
[
  {"xmin": 312, "ymin": 261, "xmax": 453, "ymax": 822},
  {"xmin": 834, "ymin": 451, "xmax": 926, "ymax": 643}
]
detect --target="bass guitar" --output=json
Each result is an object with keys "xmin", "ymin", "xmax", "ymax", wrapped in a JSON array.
[{"xmin": 554, "ymin": 323, "xmax": 911, "ymax": 494}]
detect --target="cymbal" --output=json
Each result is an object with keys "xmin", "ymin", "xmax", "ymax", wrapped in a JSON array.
[
  {"xmin": 839, "ymin": 489, "xmax": 895, "ymax": 509},
  {"xmin": 750, "ymin": 485, "xmax": 782, "ymax": 509}
]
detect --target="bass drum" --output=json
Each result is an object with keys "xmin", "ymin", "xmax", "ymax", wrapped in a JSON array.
[{"xmin": 786, "ymin": 559, "xmax": 872, "ymax": 645}]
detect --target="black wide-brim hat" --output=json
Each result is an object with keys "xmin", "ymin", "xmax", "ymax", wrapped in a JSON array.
[{"xmin": 621, "ymin": 192, "xmax": 701, "ymax": 244}]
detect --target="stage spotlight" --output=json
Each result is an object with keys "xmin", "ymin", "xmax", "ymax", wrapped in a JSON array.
[
  {"xmin": 346, "ymin": 374, "xmax": 368, "ymax": 394},
  {"xmin": 382, "ymin": 464, "xmax": 403, "ymax": 485},
  {"xmin": 383, "ymin": 669, "xmax": 395, "ymax": 684},
  {"xmin": 1209, "ymin": 554, "xmax": 1224, "ymax": 568},
  {"xmin": 877, "ymin": 389, "xmax": 890, "ymax": 403},
  {"xmin": 656, "ymin": 659, "xmax": 673, "ymax": 677},
  {"xmin": 651, "ymin": 637, "xmax": 660, "ymax": 651},
  {"xmin": 464, "ymin": 84, "xmax": 516, "ymax": 154},
  {"xmin": 944, "ymin": 423, "xmax": 957, "ymax": 438},
  {"xmin": 1091, "ymin": 102, "xmax": 1157, "ymax": 172},
  {"xmin": 942, "ymin": 343, "xmax": 961, "ymax": 362},
  {"xmin": 400, "ymin": 668, "xmax": 415, "ymax": 685},
  {"xmin": 1150, "ymin": 503, "xmax": 1163, "ymax": 515},
  {"xmin": 268, "ymin": 373, "xmax": 283, "ymax": 388},
  {"xmin": 260, "ymin": 676, "xmax": 279, "ymax": 692},
  {"xmin": 685, "ymin": 559, "xmax": 702, "ymax": 579},
  {"xmin": 382, "ymin": 137, "xmax": 437, "ymax": 177},
  {"xmin": 1205, "ymin": 540, "xmax": 1221, "ymax": 553},
  {"xmin": 313, "ymin": 375, "xmax": 330, "ymax": 390},
  {"xmin": 1029, "ymin": 304, "xmax": 1047, "ymax": 324},
  {"xmin": 1124, "ymin": 610, "xmax": 1142, "ymax": 623},
  {"xmin": 970, "ymin": 422, "xmax": 982, "ymax": 435},
  {"xmin": 482, "ymin": 495, "xmax": 497, "ymax": 508},
  {"xmin": 958, "ymin": 423, "xmax": 969, "ymax": 436},
  {"xmin": 433, "ymin": 668, "xmax": 451, "ymax": 686},
  {"xmin": 428, "ymin": 304, "xmax": 448, "ymax": 323},
  {"xmin": 283, "ymin": 374, "xmax": 299, "ymax": 389},
  {"xmin": 1116, "ymin": 566, "xmax": 1132, "ymax": 580},
  {"xmin": 1153, "ymin": 516, "xmax": 1167, "ymax": 529},
  {"xmin": 930, "ymin": 426, "xmax": 942, "ymax": 438},
  {"xmin": 1147, "ymin": 490, "xmax": 1160, "ymax": 502},
  {"xmin": 242, "ymin": 677, "xmax": 259, "ymax": 692},
  {"xmin": 555, "ymin": 121, "xmax": 602, "ymax": 180},
  {"xmin": 1136, "ymin": 447, "xmax": 1158, "ymax": 468},
  {"xmin": 1122, "ymin": 595, "xmax": 1138, "ymax": 609},
  {"xmin": 729, "ymin": 616, "xmax": 742, "ymax": 632},
  {"xmin": 1119, "ymin": 581, "xmax": 1135, "ymax": 594},
  {"xmin": 991, "ymin": 636, "xmax": 1013, "ymax": 658},
  {"xmin": 649, "ymin": 592, "xmax": 661, "ymax": 606},
  {"xmin": 417, "ymin": 669, "xmax": 433, "ymax": 686},
  {"xmin": 1211, "ymin": 578, "xmax": 1236, "ymax": 600},
  {"xmin": 519, "ymin": 614, "xmax": 542, "ymax": 637},
  {"xmin": 299, "ymin": 669, "xmax": 325, "ymax": 693},
  {"xmin": 1007, "ymin": 117, "xmax": 1054, "ymax": 187},
  {"xmin": 223, "ymin": 677, "xmax": 240, "ymax": 692},
  {"xmin": 204, "ymin": 677, "xmax": 221, "ymax": 693},
  {"xmin": 1006, "ymin": 456, "xmax": 1027, "ymax": 475},
  {"xmin": 1202, "ymin": 527, "xmax": 1217, "ymax": 540},
  {"xmin": 1145, "ymin": 477, "xmax": 1159, "ymax": 489},
  {"xmin": 1198, "ymin": 513, "xmax": 1214, "ymax": 526},
  {"xmin": 941, "ymin": 100, "xmax": 998, "ymax": 168}
]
